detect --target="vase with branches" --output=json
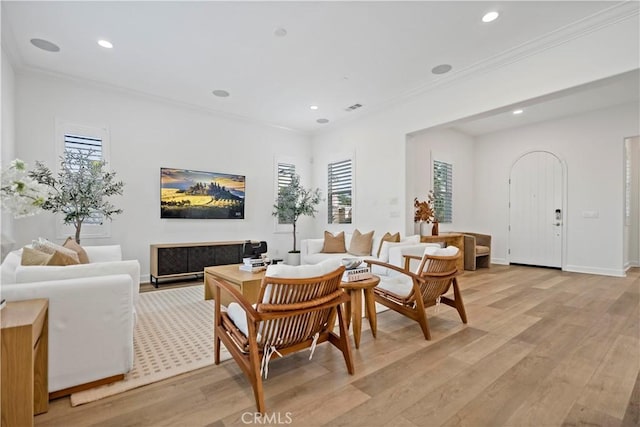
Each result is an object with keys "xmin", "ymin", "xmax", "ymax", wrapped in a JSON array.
[
  {"xmin": 28, "ymin": 150, "xmax": 125, "ymax": 243},
  {"xmin": 272, "ymin": 173, "xmax": 322, "ymax": 255},
  {"xmin": 414, "ymin": 190, "xmax": 438, "ymax": 236}
]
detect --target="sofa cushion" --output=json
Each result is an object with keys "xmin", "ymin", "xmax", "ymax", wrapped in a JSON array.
[
  {"xmin": 321, "ymin": 231, "xmax": 347, "ymax": 253},
  {"xmin": 303, "ymin": 252, "xmax": 347, "ymax": 265},
  {"xmin": 378, "ymin": 240, "xmax": 417, "ymax": 263},
  {"xmin": 376, "ymin": 232, "xmax": 400, "ymax": 257},
  {"xmin": 84, "ymin": 245, "xmax": 123, "ymax": 263},
  {"xmin": 32, "ymin": 237, "xmax": 79, "ymax": 262},
  {"xmin": 476, "ymin": 245, "xmax": 490, "ymax": 255},
  {"xmin": 63, "ymin": 237, "xmax": 90, "ymax": 264},
  {"xmin": 21, "ymin": 247, "xmax": 53, "ymax": 266},
  {"xmin": 348, "ymin": 229, "xmax": 374, "ymax": 256},
  {"xmin": 306, "ymin": 239, "xmax": 325, "ymax": 255}
]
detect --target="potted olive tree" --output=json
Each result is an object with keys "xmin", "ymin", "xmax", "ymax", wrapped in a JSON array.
[
  {"xmin": 29, "ymin": 150, "xmax": 124, "ymax": 243},
  {"xmin": 272, "ymin": 173, "xmax": 321, "ymax": 265}
]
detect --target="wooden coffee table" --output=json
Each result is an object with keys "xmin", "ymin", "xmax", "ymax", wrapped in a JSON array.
[
  {"xmin": 340, "ymin": 275, "xmax": 380, "ymax": 349},
  {"xmin": 204, "ymin": 264, "xmax": 265, "ymax": 307}
]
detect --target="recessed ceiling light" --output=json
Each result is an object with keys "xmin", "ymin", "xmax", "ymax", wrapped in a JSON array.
[
  {"xmin": 30, "ymin": 38, "xmax": 60, "ymax": 52},
  {"xmin": 482, "ymin": 11, "xmax": 500, "ymax": 23},
  {"xmin": 431, "ymin": 64, "xmax": 452, "ymax": 75},
  {"xmin": 512, "ymin": 109, "xmax": 524, "ymax": 115},
  {"xmin": 310, "ymin": 105, "xmax": 319, "ymax": 110},
  {"xmin": 97, "ymin": 39, "xmax": 113, "ymax": 49},
  {"xmin": 274, "ymin": 28, "xmax": 287, "ymax": 37},
  {"xmin": 212, "ymin": 90, "xmax": 230, "ymax": 97},
  {"xmin": 316, "ymin": 118, "xmax": 329, "ymax": 124}
]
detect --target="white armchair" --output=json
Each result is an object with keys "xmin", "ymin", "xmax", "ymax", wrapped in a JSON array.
[{"xmin": 1, "ymin": 245, "xmax": 140, "ymax": 396}]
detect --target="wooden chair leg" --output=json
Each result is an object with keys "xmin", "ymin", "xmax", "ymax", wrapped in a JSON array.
[
  {"xmin": 214, "ymin": 332, "xmax": 221, "ymax": 364},
  {"xmin": 414, "ymin": 299, "xmax": 432, "ymax": 340},
  {"xmin": 248, "ymin": 339, "xmax": 266, "ymax": 413},
  {"xmin": 336, "ymin": 307, "xmax": 355, "ymax": 374},
  {"xmin": 452, "ymin": 278, "xmax": 468, "ymax": 324}
]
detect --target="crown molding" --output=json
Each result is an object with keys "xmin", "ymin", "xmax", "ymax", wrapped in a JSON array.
[
  {"xmin": 322, "ymin": 1, "xmax": 640, "ymax": 134},
  {"xmin": 17, "ymin": 65, "xmax": 310, "ymax": 137}
]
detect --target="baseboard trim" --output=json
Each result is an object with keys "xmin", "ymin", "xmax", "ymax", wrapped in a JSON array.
[
  {"xmin": 49, "ymin": 374, "xmax": 125, "ymax": 400},
  {"xmin": 490, "ymin": 258, "xmax": 508, "ymax": 265},
  {"xmin": 563, "ymin": 265, "xmax": 626, "ymax": 277}
]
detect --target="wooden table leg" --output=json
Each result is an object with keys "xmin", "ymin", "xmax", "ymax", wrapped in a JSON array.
[
  {"xmin": 364, "ymin": 288, "xmax": 377, "ymax": 338},
  {"xmin": 343, "ymin": 294, "xmax": 352, "ymax": 330},
  {"xmin": 351, "ymin": 289, "xmax": 363, "ymax": 349}
]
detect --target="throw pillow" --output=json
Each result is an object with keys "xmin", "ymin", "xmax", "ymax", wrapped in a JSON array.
[
  {"xmin": 21, "ymin": 247, "xmax": 53, "ymax": 266},
  {"xmin": 32, "ymin": 237, "xmax": 80, "ymax": 263},
  {"xmin": 321, "ymin": 231, "xmax": 347, "ymax": 253},
  {"xmin": 48, "ymin": 250, "xmax": 81, "ymax": 266},
  {"xmin": 376, "ymin": 232, "xmax": 400, "ymax": 258},
  {"xmin": 348, "ymin": 229, "xmax": 374, "ymax": 256},
  {"xmin": 63, "ymin": 237, "xmax": 90, "ymax": 264}
]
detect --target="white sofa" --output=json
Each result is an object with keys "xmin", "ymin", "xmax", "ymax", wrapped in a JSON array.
[
  {"xmin": 1, "ymin": 245, "xmax": 140, "ymax": 395},
  {"xmin": 300, "ymin": 233, "xmax": 437, "ymax": 275}
]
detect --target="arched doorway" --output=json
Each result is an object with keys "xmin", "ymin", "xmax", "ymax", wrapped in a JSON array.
[{"xmin": 509, "ymin": 151, "xmax": 565, "ymax": 268}]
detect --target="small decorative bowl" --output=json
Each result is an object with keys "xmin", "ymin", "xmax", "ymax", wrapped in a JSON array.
[{"xmin": 341, "ymin": 257, "xmax": 362, "ymax": 269}]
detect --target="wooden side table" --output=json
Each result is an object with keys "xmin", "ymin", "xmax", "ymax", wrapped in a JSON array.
[
  {"xmin": 421, "ymin": 233, "xmax": 465, "ymax": 273},
  {"xmin": 340, "ymin": 275, "xmax": 380, "ymax": 349},
  {"xmin": 1, "ymin": 298, "xmax": 49, "ymax": 427}
]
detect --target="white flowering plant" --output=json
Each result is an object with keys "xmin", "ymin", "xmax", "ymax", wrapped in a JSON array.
[{"xmin": 0, "ymin": 159, "xmax": 48, "ymax": 218}]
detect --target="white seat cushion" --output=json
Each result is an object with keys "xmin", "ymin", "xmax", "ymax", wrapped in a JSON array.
[
  {"xmin": 227, "ymin": 302, "xmax": 258, "ymax": 338},
  {"xmin": 377, "ymin": 275, "xmax": 413, "ymax": 297}
]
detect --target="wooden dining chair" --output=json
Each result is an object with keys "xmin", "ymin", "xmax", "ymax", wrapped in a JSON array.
[
  {"xmin": 365, "ymin": 246, "xmax": 466, "ymax": 340},
  {"xmin": 212, "ymin": 260, "xmax": 353, "ymax": 413}
]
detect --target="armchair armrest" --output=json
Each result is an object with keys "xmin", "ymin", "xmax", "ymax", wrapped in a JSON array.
[
  {"xmin": 210, "ymin": 275, "xmax": 260, "ymax": 320},
  {"xmin": 365, "ymin": 259, "xmax": 422, "ymax": 282}
]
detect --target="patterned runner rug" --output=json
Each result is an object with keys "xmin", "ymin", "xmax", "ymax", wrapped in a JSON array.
[{"xmin": 70, "ymin": 284, "xmax": 230, "ymax": 406}]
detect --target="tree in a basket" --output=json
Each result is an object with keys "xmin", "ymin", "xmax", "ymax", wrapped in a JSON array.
[
  {"xmin": 29, "ymin": 150, "xmax": 124, "ymax": 243},
  {"xmin": 272, "ymin": 173, "xmax": 321, "ymax": 254}
]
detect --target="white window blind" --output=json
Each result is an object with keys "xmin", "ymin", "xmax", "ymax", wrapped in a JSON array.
[
  {"xmin": 433, "ymin": 160, "xmax": 453, "ymax": 223},
  {"xmin": 277, "ymin": 162, "xmax": 295, "ymax": 224},
  {"xmin": 328, "ymin": 159, "xmax": 352, "ymax": 224},
  {"xmin": 64, "ymin": 133, "xmax": 104, "ymax": 225}
]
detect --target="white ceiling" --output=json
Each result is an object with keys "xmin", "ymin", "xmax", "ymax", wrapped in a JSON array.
[
  {"xmin": 447, "ymin": 69, "xmax": 640, "ymax": 136},
  {"xmin": 1, "ymin": 1, "xmax": 637, "ymax": 134}
]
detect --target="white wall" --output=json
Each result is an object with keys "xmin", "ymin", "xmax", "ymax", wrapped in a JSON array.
[
  {"xmin": 625, "ymin": 136, "xmax": 640, "ymax": 268},
  {"xmin": 1, "ymin": 47, "xmax": 16, "ymax": 255},
  {"xmin": 474, "ymin": 103, "xmax": 639, "ymax": 276},
  {"xmin": 406, "ymin": 128, "xmax": 475, "ymax": 234},
  {"xmin": 12, "ymin": 71, "xmax": 312, "ymax": 280},
  {"xmin": 311, "ymin": 16, "xmax": 638, "ymax": 275}
]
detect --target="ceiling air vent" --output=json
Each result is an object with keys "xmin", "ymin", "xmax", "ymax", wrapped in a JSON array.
[{"xmin": 344, "ymin": 103, "xmax": 363, "ymax": 112}]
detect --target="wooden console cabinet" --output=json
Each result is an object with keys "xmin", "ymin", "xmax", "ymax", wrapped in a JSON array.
[
  {"xmin": 150, "ymin": 241, "xmax": 246, "ymax": 287},
  {"xmin": 1, "ymin": 299, "xmax": 49, "ymax": 427}
]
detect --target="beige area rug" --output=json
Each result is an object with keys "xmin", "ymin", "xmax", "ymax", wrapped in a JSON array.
[{"xmin": 70, "ymin": 284, "xmax": 230, "ymax": 406}]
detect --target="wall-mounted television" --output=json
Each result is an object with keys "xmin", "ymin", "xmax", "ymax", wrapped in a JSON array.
[{"xmin": 161, "ymin": 167, "xmax": 245, "ymax": 219}]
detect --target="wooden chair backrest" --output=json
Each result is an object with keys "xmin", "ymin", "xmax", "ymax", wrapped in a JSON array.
[
  {"xmin": 413, "ymin": 253, "xmax": 460, "ymax": 303},
  {"xmin": 254, "ymin": 266, "xmax": 345, "ymax": 348}
]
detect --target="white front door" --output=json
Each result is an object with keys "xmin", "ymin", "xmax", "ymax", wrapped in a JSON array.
[{"xmin": 509, "ymin": 151, "xmax": 563, "ymax": 268}]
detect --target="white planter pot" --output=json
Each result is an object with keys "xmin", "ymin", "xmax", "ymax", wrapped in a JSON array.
[{"xmin": 287, "ymin": 252, "xmax": 301, "ymax": 266}]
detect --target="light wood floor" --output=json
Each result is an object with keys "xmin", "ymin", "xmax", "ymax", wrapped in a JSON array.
[{"xmin": 36, "ymin": 265, "xmax": 639, "ymax": 426}]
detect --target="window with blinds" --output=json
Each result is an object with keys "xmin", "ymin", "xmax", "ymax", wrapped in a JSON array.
[
  {"xmin": 327, "ymin": 159, "xmax": 352, "ymax": 224},
  {"xmin": 64, "ymin": 133, "xmax": 104, "ymax": 225},
  {"xmin": 433, "ymin": 160, "xmax": 453, "ymax": 223},
  {"xmin": 277, "ymin": 162, "xmax": 295, "ymax": 224}
]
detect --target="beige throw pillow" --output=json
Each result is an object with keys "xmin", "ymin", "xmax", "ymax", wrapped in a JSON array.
[
  {"xmin": 321, "ymin": 231, "xmax": 347, "ymax": 253},
  {"xmin": 48, "ymin": 250, "xmax": 81, "ymax": 266},
  {"xmin": 63, "ymin": 237, "xmax": 90, "ymax": 264},
  {"xmin": 32, "ymin": 237, "xmax": 80, "ymax": 263},
  {"xmin": 21, "ymin": 247, "xmax": 53, "ymax": 266},
  {"xmin": 376, "ymin": 232, "xmax": 400, "ymax": 258},
  {"xmin": 348, "ymin": 229, "xmax": 374, "ymax": 256}
]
